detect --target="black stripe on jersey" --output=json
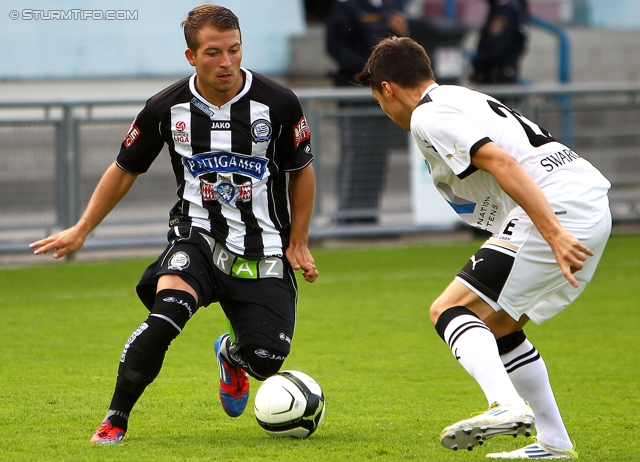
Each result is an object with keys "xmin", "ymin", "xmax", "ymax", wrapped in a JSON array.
[
  {"xmin": 269, "ymin": 133, "xmax": 293, "ymax": 243},
  {"xmin": 456, "ymin": 247, "xmax": 515, "ymax": 302},
  {"xmin": 161, "ymin": 114, "xmax": 188, "ymax": 214},
  {"xmin": 190, "ymin": 103, "xmax": 214, "ymax": 155},
  {"xmin": 230, "ymin": 99, "xmax": 252, "ymax": 155},
  {"xmin": 230, "ymin": 99, "xmax": 264, "ymax": 252}
]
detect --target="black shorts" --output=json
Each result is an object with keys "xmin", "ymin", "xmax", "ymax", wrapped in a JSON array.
[{"xmin": 136, "ymin": 225, "xmax": 297, "ymax": 354}]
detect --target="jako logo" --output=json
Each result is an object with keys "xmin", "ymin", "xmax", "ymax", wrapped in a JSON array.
[{"xmin": 120, "ymin": 322, "xmax": 149, "ymax": 362}]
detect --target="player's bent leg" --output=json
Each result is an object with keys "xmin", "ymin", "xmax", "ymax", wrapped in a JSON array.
[
  {"xmin": 214, "ymin": 335, "xmax": 288, "ymax": 417},
  {"xmin": 214, "ymin": 334, "xmax": 251, "ymax": 417},
  {"xmin": 484, "ymin": 309, "xmax": 530, "ymax": 340},
  {"xmin": 237, "ymin": 344, "xmax": 287, "ymax": 381},
  {"xmin": 91, "ymin": 289, "xmax": 196, "ymax": 444},
  {"xmin": 496, "ymin": 330, "xmax": 574, "ymax": 454},
  {"xmin": 434, "ymin": 305, "xmax": 531, "ymax": 451},
  {"xmin": 429, "ymin": 279, "xmax": 494, "ymax": 326}
]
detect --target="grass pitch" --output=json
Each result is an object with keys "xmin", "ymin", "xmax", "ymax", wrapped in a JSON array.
[{"xmin": 1, "ymin": 234, "xmax": 639, "ymax": 461}]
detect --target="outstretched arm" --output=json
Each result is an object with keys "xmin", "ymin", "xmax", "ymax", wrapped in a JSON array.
[
  {"xmin": 472, "ymin": 142, "xmax": 592, "ymax": 288},
  {"xmin": 286, "ymin": 163, "xmax": 318, "ymax": 283},
  {"xmin": 30, "ymin": 162, "xmax": 137, "ymax": 259}
]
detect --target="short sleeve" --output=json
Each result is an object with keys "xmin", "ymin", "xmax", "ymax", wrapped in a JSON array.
[
  {"xmin": 116, "ymin": 101, "xmax": 165, "ymax": 175},
  {"xmin": 278, "ymin": 95, "xmax": 314, "ymax": 172}
]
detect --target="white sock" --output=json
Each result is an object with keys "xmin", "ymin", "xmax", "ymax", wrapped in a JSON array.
[
  {"xmin": 501, "ymin": 339, "xmax": 573, "ymax": 450},
  {"xmin": 441, "ymin": 312, "xmax": 525, "ymax": 408}
]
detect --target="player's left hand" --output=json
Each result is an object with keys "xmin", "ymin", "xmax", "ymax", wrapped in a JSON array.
[
  {"xmin": 549, "ymin": 229, "xmax": 593, "ymax": 288},
  {"xmin": 286, "ymin": 244, "xmax": 318, "ymax": 283}
]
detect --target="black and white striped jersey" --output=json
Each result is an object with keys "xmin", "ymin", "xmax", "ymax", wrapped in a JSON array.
[{"xmin": 116, "ymin": 68, "xmax": 314, "ymax": 259}]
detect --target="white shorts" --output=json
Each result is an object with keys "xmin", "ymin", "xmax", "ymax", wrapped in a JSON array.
[{"xmin": 455, "ymin": 208, "xmax": 611, "ymax": 324}]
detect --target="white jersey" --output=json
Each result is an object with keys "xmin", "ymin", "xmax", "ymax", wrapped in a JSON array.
[{"xmin": 411, "ymin": 83, "xmax": 610, "ymax": 233}]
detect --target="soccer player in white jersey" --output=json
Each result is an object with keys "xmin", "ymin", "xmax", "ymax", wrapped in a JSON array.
[
  {"xmin": 355, "ymin": 36, "xmax": 611, "ymax": 459},
  {"xmin": 30, "ymin": 5, "xmax": 318, "ymax": 444}
]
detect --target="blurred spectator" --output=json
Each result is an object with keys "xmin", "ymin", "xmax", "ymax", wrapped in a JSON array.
[
  {"xmin": 303, "ymin": 0, "xmax": 333, "ymax": 23},
  {"xmin": 471, "ymin": 0, "xmax": 529, "ymax": 84},
  {"xmin": 327, "ymin": 0, "xmax": 408, "ymax": 87},
  {"xmin": 325, "ymin": 0, "xmax": 408, "ymax": 224}
]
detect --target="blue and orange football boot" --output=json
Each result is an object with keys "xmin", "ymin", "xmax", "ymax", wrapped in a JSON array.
[
  {"xmin": 214, "ymin": 333, "xmax": 250, "ymax": 417},
  {"xmin": 90, "ymin": 420, "xmax": 125, "ymax": 444}
]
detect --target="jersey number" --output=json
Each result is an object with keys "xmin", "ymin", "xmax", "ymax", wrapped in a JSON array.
[{"xmin": 487, "ymin": 100, "xmax": 556, "ymax": 148}]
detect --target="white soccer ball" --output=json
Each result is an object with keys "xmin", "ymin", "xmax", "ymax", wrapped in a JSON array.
[{"xmin": 254, "ymin": 370, "xmax": 326, "ymax": 439}]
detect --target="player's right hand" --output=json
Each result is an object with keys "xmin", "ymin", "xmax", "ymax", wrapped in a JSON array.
[
  {"xmin": 29, "ymin": 226, "xmax": 87, "ymax": 259},
  {"xmin": 548, "ymin": 229, "xmax": 593, "ymax": 288},
  {"xmin": 285, "ymin": 243, "xmax": 319, "ymax": 283}
]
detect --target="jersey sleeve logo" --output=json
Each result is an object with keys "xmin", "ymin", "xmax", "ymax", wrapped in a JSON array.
[
  {"xmin": 293, "ymin": 116, "xmax": 311, "ymax": 149},
  {"xmin": 123, "ymin": 123, "xmax": 140, "ymax": 148}
]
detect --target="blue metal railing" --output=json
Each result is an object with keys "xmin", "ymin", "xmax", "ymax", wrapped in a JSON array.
[
  {"xmin": 445, "ymin": 0, "xmax": 574, "ymax": 143},
  {"xmin": 444, "ymin": 0, "xmax": 457, "ymax": 20},
  {"xmin": 529, "ymin": 15, "xmax": 573, "ymax": 145},
  {"xmin": 530, "ymin": 15, "xmax": 571, "ymax": 84}
]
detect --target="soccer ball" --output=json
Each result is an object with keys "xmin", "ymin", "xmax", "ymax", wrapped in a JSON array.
[{"xmin": 254, "ymin": 370, "xmax": 326, "ymax": 439}]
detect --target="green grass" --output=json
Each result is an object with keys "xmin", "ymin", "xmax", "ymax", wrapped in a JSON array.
[{"xmin": 1, "ymin": 235, "xmax": 639, "ymax": 461}]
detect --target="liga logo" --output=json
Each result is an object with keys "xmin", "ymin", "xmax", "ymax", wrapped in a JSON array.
[
  {"xmin": 123, "ymin": 123, "xmax": 140, "ymax": 148},
  {"xmin": 293, "ymin": 116, "xmax": 311, "ymax": 149},
  {"xmin": 173, "ymin": 120, "xmax": 189, "ymax": 143}
]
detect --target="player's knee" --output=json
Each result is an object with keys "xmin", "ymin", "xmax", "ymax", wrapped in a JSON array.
[
  {"xmin": 496, "ymin": 330, "xmax": 526, "ymax": 355},
  {"xmin": 118, "ymin": 289, "xmax": 196, "ymax": 385},
  {"xmin": 240, "ymin": 345, "xmax": 287, "ymax": 381},
  {"xmin": 434, "ymin": 305, "xmax": 480, "ymax": 341},
  {"xmin": 151, "ymin": 289, "xmax": 197, "ymax": 328},
  {"xmin": 430, "ymin": 296, "xmax": 451, "ymax": 326}
]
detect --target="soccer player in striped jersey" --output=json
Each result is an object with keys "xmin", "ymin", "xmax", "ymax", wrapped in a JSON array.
[
  {"xmin": 355, "ymin": 37, "xmax": 611, "ymax": 459},
  {"xmin": 30, "ymin": 4, "xmax": 318, "ymax": 444}
]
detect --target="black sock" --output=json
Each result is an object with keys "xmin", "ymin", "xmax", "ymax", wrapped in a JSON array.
[{"xmin": 105, "ymin": 410, "xmax": 130, "ymax": 431}]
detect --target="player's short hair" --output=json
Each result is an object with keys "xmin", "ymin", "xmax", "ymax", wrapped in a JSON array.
[
  {"xmin": 182, "ymin": 4, "xmax": 241, "ymax": 51},
  {"xmin": 354, "ymin": 36, "xmax": 435, "ymax": 92}
]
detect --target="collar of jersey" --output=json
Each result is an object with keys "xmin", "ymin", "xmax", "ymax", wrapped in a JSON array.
[
  {"xmin": 420, "ymin": 83, "xmax": 439, "ymax": 102},
  {"xmin": 189, "ymin": 67, "xmax": 253, "ymax": 110}
]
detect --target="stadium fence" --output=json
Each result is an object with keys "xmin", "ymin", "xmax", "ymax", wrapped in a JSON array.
[{"xmin": 1, "ymin": 83, "xmax": 639, "ymax": 253}]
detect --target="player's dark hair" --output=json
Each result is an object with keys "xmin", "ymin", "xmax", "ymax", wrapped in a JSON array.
[
  {"xmin": 354, "ymin": 36, "xmax": 435, "ymax": 92},
  {"xmin": 182, "ymin": 4, "xmax": 241, "ymax": 51}
]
